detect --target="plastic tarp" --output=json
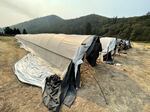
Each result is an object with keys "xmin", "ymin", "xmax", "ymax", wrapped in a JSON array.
[
  {"xmin": 100, "ymin": 37, "xmax": 117, "ymax": 56},
  {"xmin": 14, "ymin": 34, "xmax": 95, "ymax": 90},
  {"xmin": 14, "ymin": 53, "xmax": 54, "ymax": 90},
  {"xmin": 116, "ymin": 38, "xmax": 132, "ymax": 51}
]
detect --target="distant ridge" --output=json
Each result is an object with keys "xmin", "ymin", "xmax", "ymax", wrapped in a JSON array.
[
  {"xmin": 9, "ymin": 14, "xmax": 109, "ymax": 34},
  {"xmin": 3, "ymin": 14, "xmax": 150, "ymax": 41}
]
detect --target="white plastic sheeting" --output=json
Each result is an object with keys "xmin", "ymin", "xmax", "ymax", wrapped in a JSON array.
[
  {"xmin": 14, "ymin": 53, "xmax": 54, "ymax": 91},
  {"xmin": 14, "ymin": 34, "xmax": 95, "ymax": 90},
  {"xmin": 100, "ymin": 37, "xmax": 117, "ymax": 56}
]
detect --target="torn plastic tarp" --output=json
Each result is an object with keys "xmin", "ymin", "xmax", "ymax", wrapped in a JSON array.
[
  {"xmin": 14, "ymin": 34, "xmax": 101, "ymax": 112},
  {"xmin": 100, "ymin": 37, "xmax": 117, "ymax": 63},
  {"xmin": 117, "ymin": 39, "xmax": 132, "ymax": 51},
  {"xmin": 100, "ymin": 37, "xmax": 117, "ymax": 56},
  {"xmin": 14, "ymin": 53, "xmax": 55, "ymax": 91}
]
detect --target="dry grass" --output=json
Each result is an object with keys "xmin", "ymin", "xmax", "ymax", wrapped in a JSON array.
[{"xmin": 0, "ymin": 36, "xmax": 150, "ymax": 112}]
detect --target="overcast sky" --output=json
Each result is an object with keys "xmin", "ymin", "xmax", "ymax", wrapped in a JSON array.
[{"xmin": 0, "ymin": 0, "xmax": 149, "ymax": 27}]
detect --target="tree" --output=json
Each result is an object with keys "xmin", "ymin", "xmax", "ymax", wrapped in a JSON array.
[
  {"xmin": 4, "ymin": 27, "xmax": 13, "ymax": 35},
  {"xmin": 13, "ymin": 28, "xmax": 17, "ymax": 34},
  {"xmin": 16, "ymin": 29, "xmax": 21, "ymax": 34},
  {"xmin": 112, "ymin": 16, "xmax": 118, "ymax": 24},
  {"xmin": 146, "ymin": 12, "xmax": 150, "ymax": 16},
  {"xmin": 23, "ymin": 29, "xmax": 27, "ymax": 34},
  {"xmin": 85, "ymin": 22, "xmax": 92, "ymax": 35}
]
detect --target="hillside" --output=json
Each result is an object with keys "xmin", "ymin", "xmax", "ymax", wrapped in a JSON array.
[
  {"xmin": 10, "ymin": 15, "xmax": 64, "ymax": 34},
  {"xmin": 101, "ymin": 15, "xmax": 150, "ymax": 41},
  {"xmin": 3, "ymin": 14, "xmax": 150, "ymax": 41},
  {"xmin": 9, "ymin": 14, "xmax": 109, "ymax": 34}
]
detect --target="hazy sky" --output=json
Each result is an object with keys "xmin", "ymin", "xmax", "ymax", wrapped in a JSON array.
[{"xmin": 0, "ymin": 0, "xmax": 149, "ymax": 27}]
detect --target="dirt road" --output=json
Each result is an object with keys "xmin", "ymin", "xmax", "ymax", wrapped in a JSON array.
[{"xmin": 0, "ymin": 36, "xmax": 150, "ymax": 112}]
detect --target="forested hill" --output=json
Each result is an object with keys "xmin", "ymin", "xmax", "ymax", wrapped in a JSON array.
[{"xmin": 2, "ymin": 14, "xmax": 150, "ymax": 41}]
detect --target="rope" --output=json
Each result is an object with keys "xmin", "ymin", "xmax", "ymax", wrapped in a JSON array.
[
  {"xmin": 90, "ymin": 68, "xmax": 109, "ymax": 105},
  {"xmin": 84, "ymin": 57, "xmax": 108, "ymax": 105}
]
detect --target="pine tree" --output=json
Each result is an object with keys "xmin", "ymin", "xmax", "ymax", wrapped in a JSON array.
[
  {"xmin": 4, "ymin": 27, "xmax": 13, "ymax": 35},
  {"xmin": 23, "ymin": 29, "xmax": 27, "ymax": 34},
  {"xmin": 16, "ymin": 29, "xmax": 21, "ymax": 34}
]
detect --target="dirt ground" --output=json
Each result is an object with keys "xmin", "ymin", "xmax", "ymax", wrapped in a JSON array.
[{"xmin": 0, "ymin": 36, "xmax": 150, "ymax": 112}]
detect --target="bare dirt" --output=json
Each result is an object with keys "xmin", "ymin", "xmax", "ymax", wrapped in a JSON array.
[{"xmin": 0, "ymin": 36, "xmax": 150, "ymax": 112}]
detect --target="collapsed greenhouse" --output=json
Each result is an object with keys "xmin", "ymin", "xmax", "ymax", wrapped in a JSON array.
[
  {"xmin": 14, "ymin": 34, "xmax": 101, "ymax": 112},
  {"xmin": 99, "ymin": 37, "xmax": 117, "ymax": 64},
  {"xmin": 99, "ymin": 37, "xmax": 132, "ymax": 64}
]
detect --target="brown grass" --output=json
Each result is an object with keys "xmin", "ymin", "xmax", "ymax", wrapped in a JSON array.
[{"xmin": 0, "ymin": 36, "xmax": 150, "ymax": 112}]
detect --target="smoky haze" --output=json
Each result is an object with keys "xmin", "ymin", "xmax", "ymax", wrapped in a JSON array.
[
  {"xmin": 1, "ymin": 0, "xmax": 34, "ymax": 18},
  {"xmin": 0, "ymin": 0, "xmax": 149, "ymax": 27},
  {"xmin": 0, "ymin": 0, "xmax": 51, "ymax": 27}
]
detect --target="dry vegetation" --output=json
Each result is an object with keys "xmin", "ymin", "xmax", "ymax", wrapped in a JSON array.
[{"xmin": 0, "ymin": 36, "xmax": 150, "ymax": 112}]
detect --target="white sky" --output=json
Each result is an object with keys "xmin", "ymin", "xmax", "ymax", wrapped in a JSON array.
[{"xmin": 0, "ymin": 0, "xmax": 149, "ymax": 27}]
